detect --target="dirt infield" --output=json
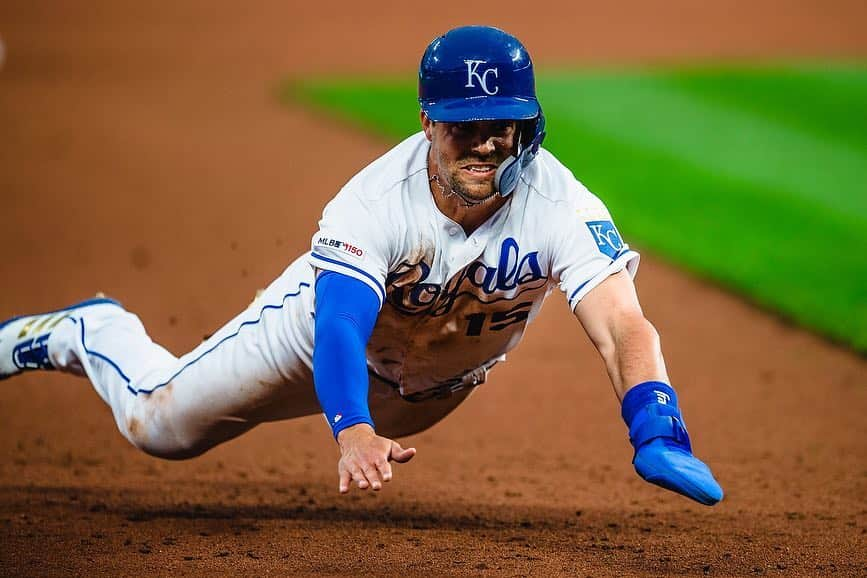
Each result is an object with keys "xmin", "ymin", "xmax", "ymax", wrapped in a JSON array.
[{"xmin": 1, "ymin": 1, "xmax": 866, "ymax": 576}]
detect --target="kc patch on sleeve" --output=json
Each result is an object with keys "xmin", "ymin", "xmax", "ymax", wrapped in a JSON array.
[{"xmin": 585, "ymin": 220, "xmax": 624, "ymax": 259}]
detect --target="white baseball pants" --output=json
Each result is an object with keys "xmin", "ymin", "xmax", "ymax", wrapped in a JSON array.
[{"xmin": 45, "ymin": 255, "xmax": 470, "ymax": 459}]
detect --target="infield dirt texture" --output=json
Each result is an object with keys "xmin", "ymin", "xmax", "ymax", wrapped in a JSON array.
[{"xmin": 1, "ymin": 2, "xmax": 865, "ymax": 576}]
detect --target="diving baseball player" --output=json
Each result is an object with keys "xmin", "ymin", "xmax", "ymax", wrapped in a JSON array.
[{"xmin": 0, "ymin": 26, "xmax": 723, "ymax": 505}]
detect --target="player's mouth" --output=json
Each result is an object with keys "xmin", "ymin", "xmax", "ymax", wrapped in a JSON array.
[{"xmin": 460, "ymin": 163, "xmax": 498, "ymax": 178}]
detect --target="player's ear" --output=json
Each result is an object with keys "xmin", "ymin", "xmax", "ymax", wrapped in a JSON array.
[{"xmin": 420, "ymin": 111, "xmax": 434, "ymax": 141}]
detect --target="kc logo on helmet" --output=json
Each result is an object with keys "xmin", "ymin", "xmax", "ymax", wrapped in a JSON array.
[{"xmin": 464, "ymin": 60, "xmax": 499, "ymax": 95}]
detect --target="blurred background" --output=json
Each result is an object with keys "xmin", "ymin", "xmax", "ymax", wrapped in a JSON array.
[{"xmin": 0, "ymin": 1, "xmax": 865, "ymax": 575}]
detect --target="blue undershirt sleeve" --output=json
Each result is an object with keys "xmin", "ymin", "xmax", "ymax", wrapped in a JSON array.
[{"xmin": 313, "ymin": 270, "xmax": 381, "ymax": 439}]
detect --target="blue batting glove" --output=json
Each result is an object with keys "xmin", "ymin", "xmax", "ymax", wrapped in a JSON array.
[
  {"xmin": 633, "ymin": 438, "xmax": 723, "ymax": 506},
  {"xmin": 621, "ymin": 382, "xmax": 724, "ymax": 506}
]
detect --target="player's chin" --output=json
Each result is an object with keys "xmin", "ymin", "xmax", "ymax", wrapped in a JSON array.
[{"xmin": 455, "ymin": 176, "xmax": 497, "ymax": 201}]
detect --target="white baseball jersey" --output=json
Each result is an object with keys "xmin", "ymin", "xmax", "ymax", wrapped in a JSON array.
[
  {"xmin": 309, "ymin": 131, "xmax": 639, "ymax": 397},
  {"xmin": 26, "ymin": 130, "xmax": 640, "ymax": 457}
]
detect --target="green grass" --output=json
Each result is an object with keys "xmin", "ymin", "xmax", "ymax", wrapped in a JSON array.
[{"xmin": 282, "ymin": 64, "xmax": 867, "ymax": 353}]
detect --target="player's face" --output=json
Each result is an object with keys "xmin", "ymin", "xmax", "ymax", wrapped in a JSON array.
[{"xmin": 422, "ymin": 114, "xmax": 518, "ymax": 201}]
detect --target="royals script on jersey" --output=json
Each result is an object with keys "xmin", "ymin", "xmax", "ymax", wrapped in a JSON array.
[{"xmin": 309, "ymin": 132, "xmax": 639, "ymax": 395}]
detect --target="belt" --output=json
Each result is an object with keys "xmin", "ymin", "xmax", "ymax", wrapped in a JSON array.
[{"xmin": 369, "ymin": 360, "xmax": 497, "ymax": 403}]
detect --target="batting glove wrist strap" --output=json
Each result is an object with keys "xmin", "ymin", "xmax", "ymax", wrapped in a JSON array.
[{"xmin": 621, "ymin": 381, "xmax": 691, "ymax": 453}]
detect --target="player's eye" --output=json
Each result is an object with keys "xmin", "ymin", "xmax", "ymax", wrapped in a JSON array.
[
  {"xmin": 452, "ymin": 121, "xmax": 512, "ymax": 135},
  {"xmin": 491, "ymin": 121, "xmax": 514, "ymax": 135},
  {"xmin": 485, "ymin": 121, "xmax": 517, "ymax": 142},
  {"xmin": 450, "ymin": 123, "xmax": 474, "ymax": 136}
]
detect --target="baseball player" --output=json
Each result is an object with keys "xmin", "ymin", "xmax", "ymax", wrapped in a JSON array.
[{"xmin": 0, "ymin": 26, "xmax": 722, "ymax": 505}]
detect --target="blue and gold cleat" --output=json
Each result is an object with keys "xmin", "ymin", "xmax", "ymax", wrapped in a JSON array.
[{"xmin": 0, "ymin": 296, "xmax": 122, "ymax": 380}]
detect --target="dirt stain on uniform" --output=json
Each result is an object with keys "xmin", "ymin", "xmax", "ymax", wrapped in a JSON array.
[
  {"xmin": 152, "ymin": 382, "xmax": 173, "ymax": 406},
  {"xmin": 127, "ymin": 417, "xmax": 141, "ymax": 438}
]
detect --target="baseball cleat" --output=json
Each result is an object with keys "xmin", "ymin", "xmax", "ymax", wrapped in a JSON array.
[{"xmin": 0, "ymin": 297, "xmax": 122, "ymax": 380}]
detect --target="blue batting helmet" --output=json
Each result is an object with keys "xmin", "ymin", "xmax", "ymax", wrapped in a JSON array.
[
  {"xmin": 418, "ymin": 25, "xmax": 546, "ymax": 196},
  {"xmin": 419, "ymin": 25, "xmax": 540, "ymax": 122}
]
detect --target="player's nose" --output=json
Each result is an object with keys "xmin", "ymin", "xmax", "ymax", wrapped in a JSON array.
[{"xmin": 470, "ymin": 134, "xmax": 497, "ymax": 155}]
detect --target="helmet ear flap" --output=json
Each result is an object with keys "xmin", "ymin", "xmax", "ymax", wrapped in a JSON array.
[
  {"xmin": 519, "ymin": 119, "xmax": 537, "ymax": 148},
  {"xmin": 494, "ymin": 112, "xmax": 546, "ymax": 197}
]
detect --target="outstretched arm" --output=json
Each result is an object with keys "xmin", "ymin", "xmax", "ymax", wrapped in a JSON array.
[
  {"xmin": 574, "ymin": 270, "xmax": 723, "ymax": 505},
  {"xmin": 313, "ymin": 272, "xmax": 415, "ymax": 493},
  {"xmin": 574, "ymin": 270, "xmax": 667, "ymax": 401}
]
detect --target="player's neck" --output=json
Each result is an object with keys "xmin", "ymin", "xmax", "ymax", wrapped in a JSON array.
[{"xmin": 429, "ymin": 184, "xmax": 509, "ymax": 236}]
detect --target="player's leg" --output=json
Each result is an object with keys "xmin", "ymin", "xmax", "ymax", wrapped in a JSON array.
[{"xmin": 0, "ymin": 256, "xmax": 323, "ymax": 459}]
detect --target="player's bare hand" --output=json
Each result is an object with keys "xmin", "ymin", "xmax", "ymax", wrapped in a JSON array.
[{"xmin": 336, "ymin": 423, "xmax": 416, "ymax": 493}]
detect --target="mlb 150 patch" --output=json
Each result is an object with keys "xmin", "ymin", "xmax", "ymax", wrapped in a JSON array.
[
  {"xmin": 316, "ymin": 237, "xmax": 365, "ymax": 260},
  {"xmin": 585, "ymin": 220, "xmax": 624, "ymax": 259}
]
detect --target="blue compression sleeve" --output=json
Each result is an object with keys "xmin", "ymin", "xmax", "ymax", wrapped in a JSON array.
[{"xmin": 313, "ymin": 271, "xmax": 380, "ymax": 439}]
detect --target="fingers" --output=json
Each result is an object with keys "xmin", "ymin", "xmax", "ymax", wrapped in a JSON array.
[
  {"xmin": 376, "ymin": 458, "xmax": 393, "ymax": 483},
  {"xmin": 362, "ymin": 463, "xmax": 383, "ymax": 491},
  {"xmin": 338, "ymin": 466, "xmax": 352, "ymax": 494},
  {"xmin": 389, "ymin": 441, "xmax": 417, "ymax": 463},
  {"xmin": 339, "ymin": 464, "xmax": 372, "ymax": 493},
  {"xmin": 338, "ymin": 457, "xmax": 386, "ymax": 493},
  {"xmin": 337, "ymin": 436, "xmax": 416, "ymax": 494},
  {"xmin": 353, "ymin": 467, "xmax": 372, "ymax": 490},
  {"xmin": 358, "ymin": 457, "xmax": 395, "ymax": 490}
]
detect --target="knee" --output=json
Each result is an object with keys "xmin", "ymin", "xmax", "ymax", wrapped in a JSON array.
[
  {"xmin": 124, "ymin": 414, "xmax": 208, "ymax": 461},
  {"xmin": 121, "ymin": 382, "xmax": 253, "ymax": 460}
]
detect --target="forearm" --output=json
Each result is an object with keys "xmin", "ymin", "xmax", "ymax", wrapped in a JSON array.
[
  {"xmin": 313, "ymin": 272, "xmax": 380, "ymax": 438},
  {"xmin": 600, "ymin": 312, "xmax": 668, "ymax": 400},
  {"xmin": 313, "ymin": 311, "xmax": 374, "ymax": 434}
]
